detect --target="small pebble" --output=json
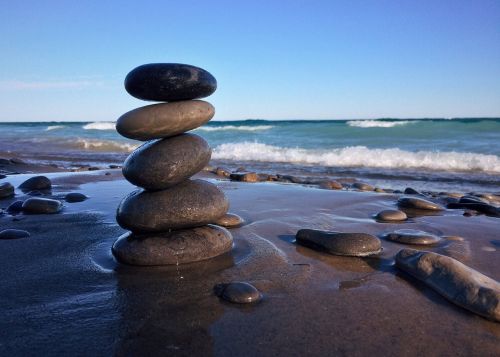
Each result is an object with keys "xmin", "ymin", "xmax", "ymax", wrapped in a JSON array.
[
  {"xmin": 0, "ymin": 182, "xmax": 15, "ymax": 199},
  {"xmin": 404, "ymin": 187, "xmax": 420, "ymax": 195},
  {"xmin": 215, "ymin": 167, "xmax": 231, "ymax": 177},
  {"xmin": 375, "ymin": 209, "xmax": 407, "ymax": 222},
  {"xmin": 384, "ymin": 229, "xmax": 441, "ymax": 245},
  {"xmin": 214, "ymin": 282, "xmax": 262, "ymax": 304},
  {"xmin": 230, "ymin": 172, "xmax": 259, "ymax": 183},
  {"xmin": 0, "ymin": 229, "xmax": 30, "ymax": 239},
  {"xmin": 398, "ymin": 197, "xmax": 444, "ymax": 211},
  {"xmin": 19, "ymin": 176, "xmax": 52, "ymax": 191},
  {"xmin": 214, "ymin": 213, "xmax": 245, "ymax": 228},
  {"xmin": 319, "ymin": 180, "xmax": 343, "ymax": 190},
  {"xmin": 352, "ymin": 182, "xmax": 373, "ymax": 191},
  {"xmin": 65, "ymin": 192, "xmax": 88, "ymax": 203},
  {"xmin": 22, "ymin": 198, "xmax": 63, "ymax": 214},
  {"xmin": 6, "ymin": 200, "xmax": 24, "ymax": 214}
]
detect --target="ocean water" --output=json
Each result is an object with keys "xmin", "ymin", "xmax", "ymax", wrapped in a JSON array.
[{"xmin": 1, "ymin": 118, "xmax": 499, "ymax": 192}]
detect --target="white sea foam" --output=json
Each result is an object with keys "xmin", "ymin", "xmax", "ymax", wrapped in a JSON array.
[
  {"xmin": 45, "ymin": 125, "xmax": 66, "ymax": 131},
  {"xmin": 82, "ymin": 122, "xmax": 116, "ymax": 130},
  {"xmin": 196, "ymin": 125, "xmax": 274, "ymax": 132},
  {"xmin": 212, "ymin": 142, "xmax": 500, "ymax": 172},
  {"xmin": 347, "ymin": 120, "xmax": 415, "ymax": 128},
  {"xmin": 75, "ymin": 138, "xmax": 138, "ymax": 152}
]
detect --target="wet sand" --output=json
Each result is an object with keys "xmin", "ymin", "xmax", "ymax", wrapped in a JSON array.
[{"xmin": 0, "ymin": 169, "xmax": 499, "ymax": 356}]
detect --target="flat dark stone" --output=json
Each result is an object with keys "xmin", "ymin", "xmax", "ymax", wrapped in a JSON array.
[
  {"xmin": 112, "ymin": 224, "xmax": 233, "ymax": 266},
  {"xmin": 229, "ymin": 172, "xmax": 259, "ymax": 182},
  {"xmin": 19, "ymin": 176, "xmax": 52, "ymax": 191},
  {"xmin": 447, "ymin": 202, "xmax": 499, "ymax": 217},
  {"xmin": 123, "ymin": 134, "xmax": 211, "ymax": 190},
  {"xmin": 404, "ymin": 187, "xmax": 420, "ymax": 195},
  {"xmin": 318, "ymin": 180, "xmax": 343, "ymax": 190},
  {"xmin": 352, "ymin": 182, "xmax": 374, "ymax": 191},
  {"xmin": 296, "ymin": 229, "xmax": 382, "ymax": 257},
  {"xmin": 214, "ymin": 282, "xmax": 262, "ymax": 304},
  {"xmin": 0, "ymin": 229, "xmax": 30, "ymax": 239},
  {"xmin": 117, "ymin": 179, "xmax": 229, "ymax": 232},
  {"xmin": 117, "ymin": 100, "xmax": 215, "ymax": 140},
  {"xmin": 125, "ymin": 63, "xmax": 217, "ymax": 102},
  {"xmin": 6, "ymin": 200, "xmax": 24, "ymax": 214},
  {"xmin": 0, "ymin": 182, "xmax": 14, "ymax": 199},
  {"xmin": 65, "ymin": 192, "xmax": 88, "ymax": 203},
  {"xmin": 22, "ymin": 198, "xmax": 63, "ymax": 214},
  {"xmin": 398, "ymin": 197, "xmax": 444, "ymax": 211},
  {"xmin": 384, "ymin": 229, "xmax": 441, "ymax": 245}
]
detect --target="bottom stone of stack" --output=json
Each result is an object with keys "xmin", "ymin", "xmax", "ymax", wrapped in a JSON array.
[{"xmin": 112, "ymin": 224, "xmax": 233, "ymax": 266}]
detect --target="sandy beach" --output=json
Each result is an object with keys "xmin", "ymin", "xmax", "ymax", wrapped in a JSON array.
[{"xmin": 1, "ymin": 160, "xmax": 499, "ymax": 356}]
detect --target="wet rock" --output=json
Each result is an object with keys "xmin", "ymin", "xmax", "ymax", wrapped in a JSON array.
[
  {"xmin": 375, "ymin": 209, "xmax": 407, "ymax": 222},
  {"xmin": 393, "ymin": 190, "xmax": 403, "ymax": 194},
  {"xmin": 19, "ymin": 176, "xmax": 51, "ymax": 191},
  {"xmin": 230, "ymin": 172, "xmax": 259, "ymax": 183},
  {"xmin": 463, "ymin": 210, "xmax": 478, "ymax": 217},
  {"xmin": 447, "ymin": 202, "xmax": 499, "ymax": 217},
  {"xmin": 374, "ymin": 188, "xmax": 385, "ymax": 193},
  {"xmin": 0, "ymin": 229, "xmax": 30, "ymax": 239},
  {"xmin": 112, "ymin": 225, "xmax": 233, "ymax": 265},
  {"xmin": 384, "ymin": 229, "xmax": 441, "ymax": 245},
  {"xmin": 319, "ymin": 180, "xmax": 343, "ymax": 190},
  {"xmin": 404, "ymin": 187, "xmax": 420, "ymax": 195},
  {"xmin": 108, "ymin": 164, "xmax": 120, "ymax": 169},
  {"xmin": 352, "ymin": 182, "xmax": 374, "ymax": 191},
  {"xmin": 125, "ymin": 63, "xmax": 217, "ymax": 102},
  {"xmin": 214, "ymin": 213, "xmax": 244, "ymax": 228},
  {"xmin": 398, "ymin": 197, "xmax": 444, "ymax": 211},
  {"xmin": 215, "ymin": 167, "xmax": 231, "ymax": 177},
  {"xmin": 22, "ymin": 198, "xmax": 63, "ymax": 214},
  {"xmin": 0, "ymin": 158, "xmax": 10, "ymax": 165},
  {"xmin": 65, "ymin": 192, "xmax": 88, "ymax": 203},
  {"xmin": 10, "ymin": 158, "xmax": 25, "ymax": 164},
  {"xmin": 123, "ymin": 134, "xmax": 211, "ymax": 190},
  {"xmin": 214, "ymin": 282, "xmax": 262, "ymax": 304},
  {"xmin": 395, "ymin": 249, "xmax": 500, "ymax": 322},
  {"xmin": 117, "ymin": 179, "xmax": 229, "ymax": 232},
  {"xmin": 459, "ymin": 196, "xmax": 486, "ymax": 204},
  {"xmin": 116, "ymin": 100, "xmax": 215, "ymax": 140},
  {"xmin": 88, "ymin": 166, "xmax": 100, "ymax": 171},
  {"xmin": 27, "ymin": 190, "xmax": 43, "ymax": 196},
  {"xmin": 0, "ymin": 174, "xmax": 6, "ymax": 179},
  {"xmin": 277, "ymin": 175, "xmax": 308, "ymax": 184},
  {"xmin": 0, "ymin": 182, "xmax": 14, "ymax": 199},
  {"xmin": 6, "ymin": 200, "xmax": 24, "ymax": 214},
  {"xmin": 296, "ymin": 229, "xmax": 382, "ymax": 257}
]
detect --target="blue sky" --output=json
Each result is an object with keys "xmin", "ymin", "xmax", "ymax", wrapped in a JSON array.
[{"xmin": 0, "ymin": 0, "xmax": 499, "ymax": 122}]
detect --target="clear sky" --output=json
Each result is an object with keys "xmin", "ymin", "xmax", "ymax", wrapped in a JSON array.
[{"xmin": 1, "ymin": 0, "xmax": 499, "ymax": 122}]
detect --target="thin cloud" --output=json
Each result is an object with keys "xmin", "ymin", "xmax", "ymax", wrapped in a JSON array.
[{"xmin": 0, "ymin": 79, "xmax": 105, "ymax": 90}]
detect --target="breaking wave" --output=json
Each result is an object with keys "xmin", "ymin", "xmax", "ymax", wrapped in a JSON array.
[
  {"xmin": 45, "ymin": 125, "xmax": 66, "ymax": 131},
  {"xmin": 82, "ymin": 122, "xmax": 116, "ymax": 130},
  {"xmin": 196, "ymin": 125, "xmax": 274, "ymax": 132},
  {"xmin": 74, "ymin": 138, "xmax": 138, "ymax": 152},
  {"xmin": 347, "ymin": 120, "xmax": 415, "ymax": 128}
]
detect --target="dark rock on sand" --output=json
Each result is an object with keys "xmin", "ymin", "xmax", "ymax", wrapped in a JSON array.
[
  {"xmin": 375, "ymin": 209, "xmax": 407, "ymax": 222},
  {"xmin": 319, "ymin": 180, "xmax": 343, "ymax": 190},
  {"xmin": 214, "ymin": 213, "xmax": 245, "ymax": 228},
  {"xmin": 398, "ymin": 197, "xmax": 444, "ymax": 211},
  {"xmin": 0, "ymin": 229, "xmax": 30, "ymax": 239},
  {"xmin": 125, "ymin": 63, "xmax": 217, "ymax": 102},
  {"xmin": 22, "ymin": 198, "xmax": 63, "ymax": 214},
  {"xmin": 117, "ymin": 179, "xmax": 229, "ymax": 232},
  {"xmin": 112, "ymin": 225, "xmax": 233, "ymax": 265},
  {"xmin": 19, "ymin": 176, "xmax": 51, "ymax": 191},
  {"xmin": 0, "ymin": 158, "xmax": 10, "ymax": 165},
  {"xmin": 116, "ymin": 100, "xmax": 215, "ymax": 140},
  {"xmin": 352, "ymin": 182, "xmax": 374, "ymax": 191},
  {"xmin": 0, "ymin": 182, "xmax": 14, "ymax": 199},
  {"xmin": 123, "ymin": 134, "xmax": 211, "ymax": 190},
  {"xmin": 447, "ymin": 202, "xmax": 500, "ymax": 217},
  {"xmin": 215, "ymin": 167, "xmax": 231, "ymax": 177},
  {"xmin": 65, "ymin": 192, "xmax": 88, "ymax": 203},
  {"xmin": 395, "ymin": 249, "xmax": 500, "ymax": 322},
  {"xmin": 296, "ymin": 229, "xmax": 382, "ymax": 257},
  {"xmin": 0, "ymin": 174, "xmax": 6, "ymax": 179},
  {"xmin": 10, "ymin": 158, "xmax": 25, "ymax": 164},
  {"xmin": 6, "ymin": 200, "xmax": 24, "ymax": 214},
  {"xmin": 230, "ymin": 172, "xmax": 259, "ymax": 183},
  {"xmin": 404, "ymin": 187, "xmax": 420, "ymax": 195},
  {"xmin": 214, "ymin": 282, "xmax": 262, "ymax": 304},
  {"xmin": 384, "ymin": 229, "xmax": 441, "ymax": 245},
  {"xmin": 108, "ymin": 164, "xmax": 120, "ymax": 169}
]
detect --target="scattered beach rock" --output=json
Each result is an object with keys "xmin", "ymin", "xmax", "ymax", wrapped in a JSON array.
[
  {"xmin": 215, "ymin": 167, "xmax": 231, "ymax": 177},
  {"xmin": 375, "ymin": 209, "xmax": 407, "ymax": 222},
  {"xmin": 395, "ymin": 249, "xmax": 500, "ymax": 322},
  {"xmin": 230, "ymin": 172, "xmax": 259, "ymax": 183},
  {"xmin": 0, "ymin": 158, "xmax": 10, "ymax": 165},
  {"xmin": 404, "ymin": 187, "xmax": 420, "ymax": 195},
  {"xmin": 0, "ymin": 229, "xmax": 30, "ymax": 239},
  {"xmin": 214, "ymin": 213, "xmax": 245, "ymax": 228},
  {"xmin": 117, "ymin": 179, "xmax": 229, "ymax": 232},
  {"xmin": 125, "ymin": 63, "xmax": 217, "ymax": 102},
  {"xmin": 398, "ymin": 197, "xmax": 444, "ymax": 211},
  {"xmin": 22, "ymin": 198, "xmax": 63, "ymax": 214},
  {"xmin": 296, "ymin": 229, "xmax": 382, "ymax": 257},
  {"xmin": 6, "ymin": 200, "xmax": 24, "ymax": 214},
  {"xmin": 123, "ymin": 134, "xmax": 211, "ymax": 190},
  {"xmin": 108, "ymin": 164, "xmax": 120, "ymax": 169},
  {"xmin": 319, "ymin": 180, "xmax": 343, "ymax": 190},
  {"xmin": 0, "ymin": 182, "xmax": 14, "ymax": 199},
  {"xmin": 447, "ymin": 202, "xmax": 499, "ymax": 217},
  {"xmin": 463, "ymin": 210, "xmax": 478, "ymax": 217},
  {"xmin": 0, "ymin": 174, "xmax": 6, "ymax": 179},
  {"xmin": 117, "ymin": 100, "xmax": 215, "ymax": 140},
  {"xmin": 65, "ymin": 192, "xmax": 88, "ymax": 203},
  {"xmin": 384, "ymin": 229, "xmax": 441, "ymax": 245},
  {"xmin": 352, "ymin": 182, "xmax": 374, "ymax": 191},
  {"xmin": 374, "ymin": 187, "xmax": 385, "ymax": 193},
  {"xmin": 112, "ymin": 225, "xmax": 233, "ymax": 265},
  {"xmin": 10, "ymin": 158, "xmax": 25, "ymax": 164},
  {"xmin": 214, "ymin": 282, "xmax": 262, "ymax": 304},
  {"xmin": 19, "ymin": 176, "xmax": 51, "ymax": 191}
]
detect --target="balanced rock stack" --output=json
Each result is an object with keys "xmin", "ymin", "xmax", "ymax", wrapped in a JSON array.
[{"xmin": 112, "ymin": 63, "xmax": 233, "ymax": 266}]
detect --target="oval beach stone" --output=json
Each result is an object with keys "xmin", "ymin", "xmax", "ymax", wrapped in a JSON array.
[
  {"xmin": 22, "ymin": 198, "xmax": 63, "ymax": 214},
  {"xmin": 398, "ymin": 197, "xmax": 444, "ymax": 211},
  {"xmin": 375, "ymin": 209, "xmax": 407, "ymax": 222},
  {"xmin": 116, "ymin": 100, "xmax": 215, "ymax": 140},
  {"xmin": 0, "ymin": 182, "xmax": 14, "ymax": 199},
  {"xmin": 117, "ymin": 179, "xmax": 229, "ymax": 232},
  {"xmin": 384, "ymin": 229, "xmax": 441, "ymax": 245},
  {"xmin": 123, "ymin": 134, "xmax": 211, "ymax": 190},
  {"xmin": 395, "ymin": 249, "xmax": 500, "ymax": 322},
  {"xmin": 0, "ymin": 229, "xmax": 30, "ymax": 239},
  {"xmin": 214, "ymin": 213, "xmax": 245, "ymax": 228},
  {"xmin": 65, "ymin": 192, "xmax": 88, "ymax": 203},
  {"xmin": 214, "ymin": 282, "xmax": 262, "ymax": 304},
  {"xmin": 352, "ymin": 182, "xmax": 374, "ymax": 191},
  {"xmin": 125, "ymin": 63, "xmax": 217, "ymax": 102},
  {"xmin": 112, "ymin": 224, "xmax": 233, "ymax": 266},
  {"xmin": 6, "ymin": 200, "xmax": 24, "ymax": 213},
  {"xmin": 19, "ymin": 176, "xmax": 51, "ymax": 191},
  {"xmin": 296, "ymin": 229, "xmax": 382, "ymax": 257}
]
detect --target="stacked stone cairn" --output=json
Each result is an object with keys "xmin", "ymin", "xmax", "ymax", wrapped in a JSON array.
[{"xmin": 112, "ymin": 63, "xmax": 233, "ymax": 266}]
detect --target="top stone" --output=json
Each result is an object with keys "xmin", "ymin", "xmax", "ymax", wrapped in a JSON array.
[{"xmin": 125, "ymin": 63, "xmax": 217, "ymax": 102}]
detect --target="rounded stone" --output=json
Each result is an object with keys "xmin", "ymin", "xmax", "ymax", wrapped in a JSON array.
[
  {"xmin": 404, "ymin": 187, "xmax": 420, "ymax": 195},
  {"xmin": 296, "ymin": 229, "xmax": 382, "ymax": 257},
  {"xmin": 0, "ymin": 229, "xmax": 30, "ymax": 239},
  {"xmin": 116, "ymin": 100, "xmax": 215, "ymax": 140},
  {"xmin": 6, "ymin": 200, "xmax": 24, "ymax": 213},
  {"xmin": 19, "ymin": 176, "xmax": 51, "ymax": 191},
  {"xmin": 122, "ymin": 134, "xmax": 211, "ymax": 190},
  {"xmin": 352, "ymin": 182, "xmax": 373, "ymax": 191},
  {"xmin": 125, "ymin": 63, "xmax": 217, "ymax": 102},
  {"xmin": 398, "ymin": 197, "xmax": 444, "ymax": 211},
  {"xmin": 117, "ymin": 179, "xmax": 229, "ymax": 232},
  {"xmin": 214, "ymin": 282, "xmax": 262, "ymax": 304},
  {"xmin": 0, "ymin": 182, "xmax": 14, "ymax": 199},
  {"xmin": 214, "ymin": 213, "xmax": 245, "ymax": 228},
  {"xmin": 229, "ymin": 172, "xmax": 259, "ymax": 183},
  {"xmin": 65, "ymin": 192, "xmax": 88, "ymax": 203},
  {"xmin": 22, "ymin": 198, "xmax": 63, "ymax": 214},
  {"xmin": 384, "ymin": 229, "xmax": 441, "ymax": 245},
  {"xmin": 375, "ymin": 209, "xmax": 407, "ymax": 222},
  {"xmin": 112, "ymin": 225, "xmax": 233, "ymax": 266},
  {"xmin": 319, "ymin": 180, "xmax": 343, "ymax": 190}
]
